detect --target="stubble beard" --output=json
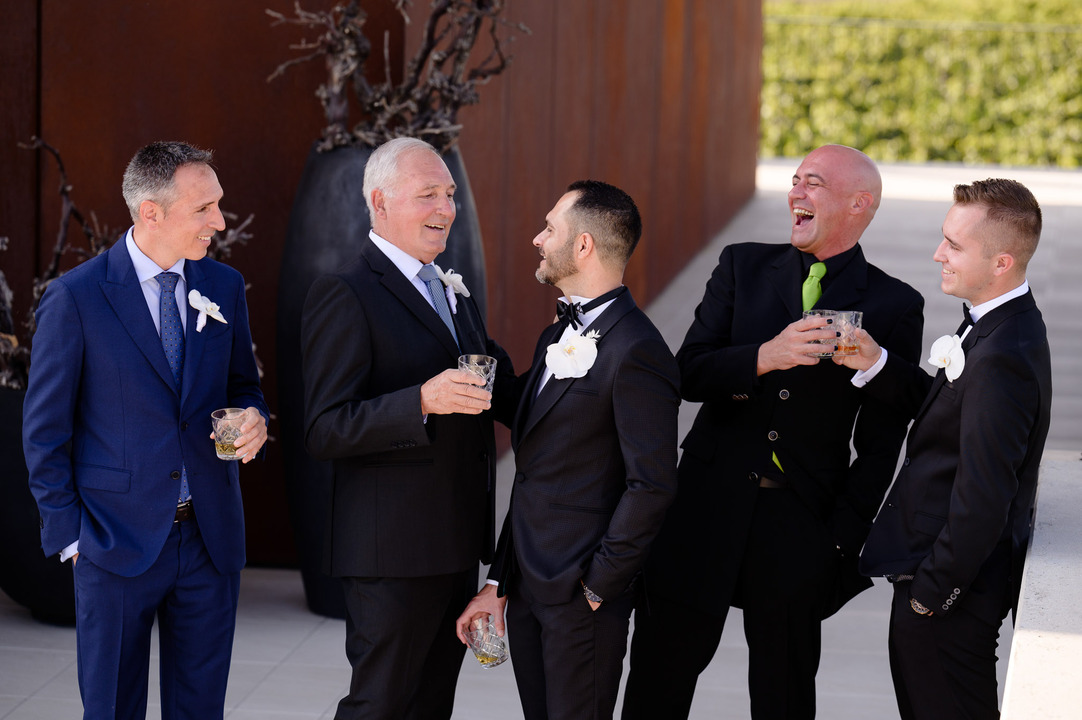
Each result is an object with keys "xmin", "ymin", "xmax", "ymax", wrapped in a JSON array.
[{"xmin": 535, "ymin": 237, "xmax": 577, "ymax": 287}]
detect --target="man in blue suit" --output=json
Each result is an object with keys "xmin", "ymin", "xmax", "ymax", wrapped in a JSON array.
[{"xmin": 23, "ymin": 141, "xmax": 269, "ymax": 719}]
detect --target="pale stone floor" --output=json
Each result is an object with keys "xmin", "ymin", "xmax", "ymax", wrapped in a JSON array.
[{"xmin": 4, "ymin": 159, "xmax": 1079, "ymax": 718}]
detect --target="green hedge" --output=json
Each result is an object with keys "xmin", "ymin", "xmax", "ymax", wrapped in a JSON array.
[{"xmin": 761, "ymin": 0, "xmax": 1082, "ymax": 167}]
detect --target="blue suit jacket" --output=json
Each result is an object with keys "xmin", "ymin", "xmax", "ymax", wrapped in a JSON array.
[{"xmin": 23, "ymin": 237, "xmax": 268, "ymax": 578}]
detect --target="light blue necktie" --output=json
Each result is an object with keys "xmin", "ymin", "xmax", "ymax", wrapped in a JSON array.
[
  {"xmin": 417, "ymin": 264, "xmax": 459, "ymax": 347},
  {"xmin": 157, "ymin": 272, "xmax": 190, "ymax": 502}
]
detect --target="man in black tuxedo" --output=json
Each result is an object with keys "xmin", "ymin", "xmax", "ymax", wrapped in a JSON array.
[
  {"xmin": 623, "ymin": 145, "xmax": 925, "ymax": 719},
  {"xmin": 456, "ymin": 180, "xmax": 680, "ymax": 720},
  {"xmin": 839, "ymin": 178, "xmax": 1052, "ymax": 719},
  {"xmin": 301, "ymin": 137, "xmax": 515, "ymax": 719}
]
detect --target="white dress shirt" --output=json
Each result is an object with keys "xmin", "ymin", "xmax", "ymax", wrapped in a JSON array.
[{"xmin": 851, "ymin": 280, "xmax": 1031, "ymax": 387}]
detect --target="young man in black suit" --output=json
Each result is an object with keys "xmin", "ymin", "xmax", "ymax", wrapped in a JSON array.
[
  {"xmin": 456, "ymin": 180, "xmax": 680, "ymax": 720},
  {"xmin": 623, "ymin": 145, "xmax": 925, "ymax": 719},
  {"xmin": 301, "ymin": 137, "xmax": 515, "ymax": 719},
  {"xmin": 840, "ymin": 178, "xmax": 1052, "ymax": 719}
]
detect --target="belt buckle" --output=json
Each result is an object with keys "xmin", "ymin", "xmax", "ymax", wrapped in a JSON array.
[{"xmin": 174, "ymin": 500, "xmax": 194, "ymax": 523}]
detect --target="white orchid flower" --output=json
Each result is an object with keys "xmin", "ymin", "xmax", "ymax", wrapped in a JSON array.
[
  {"xmin": 545, "ymin": 329, "xmax": 600, "ymax": 380},
  {"xmin": 434, "ymin": 266, "xmax": 470, "ymax": 315},
  {"xmin": 927, "ymin": 334, "xmax": 965, "ymax": 382},
  {"xmin": 188, "ymin": 290, "xmax": 227, "ymax": 333}
]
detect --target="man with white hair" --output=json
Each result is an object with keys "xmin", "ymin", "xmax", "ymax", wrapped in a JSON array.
[{"xmin": 301, "ymin": 137, "xmax": 515, "ymax": 719}]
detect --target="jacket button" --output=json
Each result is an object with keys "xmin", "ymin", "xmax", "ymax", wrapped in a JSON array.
[
  {"xmin": 904, "ymin": 457, "xmax": 911, "ymax": 466},
  {"xmin": 515, "ymin": 472, "xmax": 525, "ymax": 483},
  {"xmin": 767, "ymin": 430, "xmax": 779, "ymax": 441},
  {"xmin": 779, "ymin": 389, "xmax": 790, "ymax": 400},
  {"xmin": 171, "ymin": 471, "xmax": 181, "ymax": 480},
  {"xmin": 953, "ymin": 588, "xmax": 961, "ymax": 594},
  {"xmin": 181, "ymin": 422, "xmax": 189, "ymax": 431},
  {"xmin": 748, "ymin": 472, "xmax": 759, "ymax": 482},
  {"xmin": 39, "ymin": 516, "xmax": 45, "ymax": 529}
]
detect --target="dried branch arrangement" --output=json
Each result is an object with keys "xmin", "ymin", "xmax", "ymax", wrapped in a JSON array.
[{"xmin": 267, "ymin": 0, "xmax": 528, "ymax": 153}]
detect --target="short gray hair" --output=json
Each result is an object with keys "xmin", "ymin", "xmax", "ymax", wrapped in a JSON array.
[
  {"xmin": 362, "ymin": 137, "xmax": 442, "ymax": 217},
  {"xmin": 122, "ymin": 141, "xmax": 214, "ymax": 220}
]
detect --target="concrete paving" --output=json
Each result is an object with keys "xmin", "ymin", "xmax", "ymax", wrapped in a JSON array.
[{"xmin": 2, "ymin": 159, "xmax": 1079, "ymax": 718}]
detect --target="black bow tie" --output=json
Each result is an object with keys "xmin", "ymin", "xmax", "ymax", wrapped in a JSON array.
[
  {"xmin": 555, "ymin": 286, "xmax": 628, "ymax": 331},
  {"xmin": 556, "ymin": 301, "xmax": 585, "ymax": 330},
  {"xmin": 955, "ymin": 303, "xmax": 975, "ymax": 337}
]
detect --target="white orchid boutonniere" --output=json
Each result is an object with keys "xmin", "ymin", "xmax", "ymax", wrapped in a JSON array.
[
  {"xmin": 928, "ymin": 334, "xmax": 965, "ymax": 381},
  {"xmin": 546, "ymin": 329, "xmax": 600, "ymax": 380},
  {"xmin": 188, "ymin": 290, "xmax": 228, "ymax": 333},
  {"xmin": 434, "ymin": 265, "xmax": 470, "ymax": 314}
]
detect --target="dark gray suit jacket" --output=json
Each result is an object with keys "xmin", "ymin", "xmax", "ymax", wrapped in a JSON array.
[{"xmin": 301, "ymin": 236, "xmax": 515, "ymax": 578}]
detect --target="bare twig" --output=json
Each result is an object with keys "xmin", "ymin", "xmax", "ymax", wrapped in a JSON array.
[
  {"xmin": 208, "ymin": 212, "xmax": 256, "ymax": 261},
  {"xmin": 267, "ymin": 0, "xmax": 529, "ymax": 153}
]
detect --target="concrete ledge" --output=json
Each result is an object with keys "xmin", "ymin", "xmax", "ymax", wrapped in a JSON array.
[{"xmin": 1001, "ymin": 450, "xmax": 1082, "ymax": 719}]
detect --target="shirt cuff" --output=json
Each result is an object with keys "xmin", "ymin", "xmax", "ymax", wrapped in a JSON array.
[
  {"xmin": 60, "ymin": 540, "xmax": 79, "ymax": 563},
  {"xmin": 485, "ymin": 579, "xmax": 499, "ymax": 587},
  {"xmin": 851, "ymin": 348, "xmax": 889, "ymax": 387}
]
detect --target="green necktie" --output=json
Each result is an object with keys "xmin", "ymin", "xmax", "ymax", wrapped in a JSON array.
[{"xmin": 802, "ymin": 262, "xmax": 827, "ymax": 311}]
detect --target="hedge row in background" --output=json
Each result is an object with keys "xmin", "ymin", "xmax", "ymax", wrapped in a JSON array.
[{"xmin": 762, "ymin": 0, "xmax": 1082, "ymax": 167}]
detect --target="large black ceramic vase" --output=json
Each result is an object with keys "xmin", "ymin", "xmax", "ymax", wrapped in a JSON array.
[
  {"xmin": 0, "ymin": 389, "xmax": 76, "ymax": 624},
  {"xmin": 276, "ymin": 142, "xmax": 487, "ymax": 618}
]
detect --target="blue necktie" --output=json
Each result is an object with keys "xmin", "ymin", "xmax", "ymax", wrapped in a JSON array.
[
  {"xmin": 417, "ymin": 264, "xmax": 459, "ymax": 347},
  {"xmin": 157, "ymin": 272, "xmax": 190, "ymax": 502}
]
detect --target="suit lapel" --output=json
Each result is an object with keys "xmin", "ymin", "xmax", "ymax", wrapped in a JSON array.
[
  {"xmin": 768, "ymin": 250, "xmax": 804, "ymax": 320},
  {"xmin": 100, "ymin": 241, "xmax": 177, "ymax": 392},
  {"xmin": 511, "ymin": 321, "xmax": 562, "ymax": 448},
  {"xmin": 771, "ymin": 245, "xmax": 870, "ymax": 319},
  {"xmin": 362, "ymin": 241, "xmax": 461, "ymax": 360},
  {"xmin": 450, "ymin": 289, "xmax": 487, "ymax": 356},
  {"xmin": 817, "ymin": 245, "xmax": 868, "ymax": 312},
  {"xmin": 181, "ymin": 260, "xmax": 211, "ymax": 407},
  {"xmin": 911, "ymin": 291, "xmax": 1037, "ymax": 425},
  {"xmin": 516, "ymin": 291, "xmax": 638, "ymax": 444}
]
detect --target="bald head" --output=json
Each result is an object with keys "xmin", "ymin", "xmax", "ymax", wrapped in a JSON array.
[
  {"xmin": 810, "ymin": 144, "xmax": 882, "ymax": 213},
  {"xmin": 789, "ymin": 144, "xmax": 883, "ymax": 259}
]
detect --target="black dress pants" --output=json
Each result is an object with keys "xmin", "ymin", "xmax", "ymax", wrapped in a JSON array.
[
  {"xmin": 507, "ymin": 575, "xmax": 636, "ymax": 720},
  {"xmin": 623, "ymin": 487, "xmax": 840, "ymax": 719},
  {"xmin": 888, "ymin": 581, "xmax": 1002, "ymax": 720},
  {"xmin": 335, "ymin": 568, "xmax": 476, "ymax": 720}
]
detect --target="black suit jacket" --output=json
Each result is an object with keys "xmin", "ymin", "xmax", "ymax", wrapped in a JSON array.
[
  {"xmin": 647, "ymin": 242, "xmax": 925, "ymax": 617},
  {"xmin": 301, "ymin": 236, "xmax": 515, "ymax": 578},
  {"xmin": 859, "ymin": 291, "xmax": 1052, "ymax": 624},
  {"xmin": 490, "ymin": 290, "xmax": 680, "ymax": 606}
]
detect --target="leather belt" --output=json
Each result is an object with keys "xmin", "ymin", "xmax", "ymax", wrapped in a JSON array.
[
  {"xmin": 174, "ymin": 500, "xmax": 195, "ymax": 523},
  {"xmin": 758, "ymin": 474, "xmax": 789, "ymax": 489}
]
